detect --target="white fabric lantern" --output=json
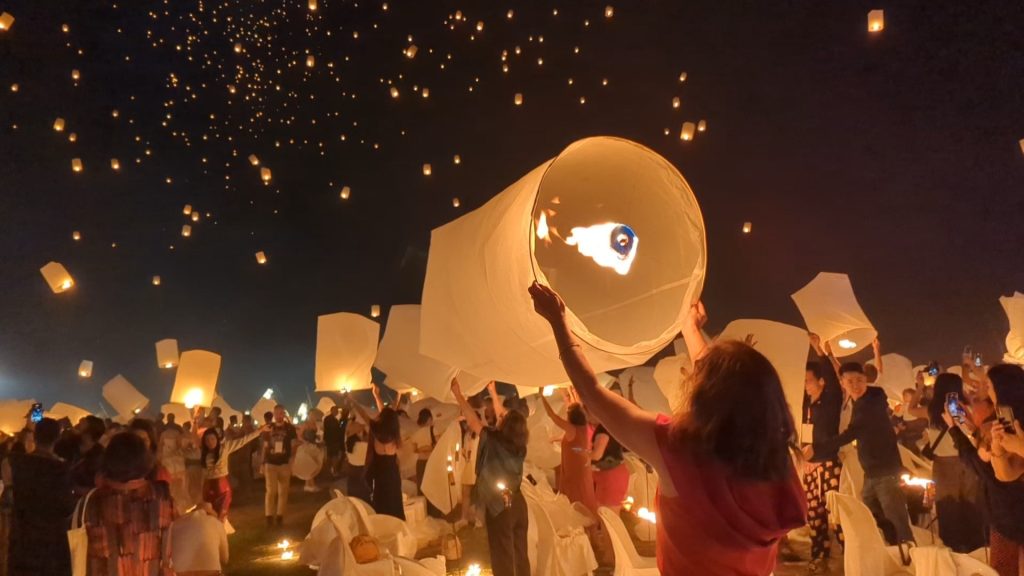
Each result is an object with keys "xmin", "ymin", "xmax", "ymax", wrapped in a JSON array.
[
  {"xmin": 421, "ymin": 136, "xmax": 706, "ymax": 387},
  {"xmin": 156, "ymin": 338, "xmax": 179, "ymax": 368},
  {"xmin": 48, "ymin": 402, "xmax": 92, "ymax": 424},
  {"xmin": 78, "ymin": 360, "xmax": 93, "ymax": 378},
  {"xmin": 103, "ymin": 375, "xmax": 150, "ymax": 419},
  {"xmin": 161, "ymin": 403, "xmax": 192, "ymax": 425},
  {"xmin": 316, "ymin": 396, "xmax": 336, "ymax": 414},
  {"xmin": 40, "ymin": 261, "xmax": 74, "ymax": 293},
  {"xmin": 315, "ymin": 312, "xmax": 380, "ymax": 392},
  {"xmin": 421, "ymin": 421, "xmax": 464, "ymax": 514},
  {"xmin": 653, "ymin": 354, "xmax": 691, "ymax": 412},
  {"xmin": 717, "ymin": 319, "xmax": 809, "ymax": 435},
  {"xmin": 868, "ymin": 9, "xmax": 884, "ymax": 32},
  {"xmin": 868, "ymin": 353, "xmax": 915, "ymax": 403},
  {"xmin": 620, "ymin": 366, "xmax": 669, "ymax": 414},
  {"xmin": 170, "ymin": 350, "xmax": 221, "ymax": 408},
  {"xmin": 0, "ymin": 400, "xmax": 34, "ymax": 435},
  {"xmin": 212, "ymin": 395, "xmax": 242, "ymax": 422},
  {"xmin": 791, "ymin": 272, "xmax": 876, "ymax": 357},
  {"xmin": 1000, "ymin": 292, "xmax": 1024, "ymax": 364}
]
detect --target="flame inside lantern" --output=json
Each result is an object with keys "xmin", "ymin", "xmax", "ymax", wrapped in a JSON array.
[{"xmin": 565, "ymin": 223, "xmax": 638, "ymax": 275}]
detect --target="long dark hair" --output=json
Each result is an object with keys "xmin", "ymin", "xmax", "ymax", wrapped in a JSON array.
[
  {"xmin": 371, "ymin": 407, "xmax": 401, "ymax": 445},
  {"xmin": 496, "ymin": 410, "xmax": 529, "ymax": 457},
  {"xmin": 989, "ymin": 364, "xmax": 1024, "ymax": 414},
  {"xmin": 566, "ymin": 403, "xmax": 588, "ymax": 427},
  {"xmin": 100, "ymin": 432, "xmax": 154, "ymax": 483},
  {"xmin": 200, "ymin": 428, "xmax": 221, "ymax": 464},
  {"xmin": 670, "ymin": 340, "xmax": 797, "ymax": 481},
  {"xmin": 929, "ymin": 374, "xmax": 963, "ymax": 430}
]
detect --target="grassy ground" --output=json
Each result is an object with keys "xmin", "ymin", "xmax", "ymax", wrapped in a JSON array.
[{"xmin": 225, "ymin": 475, "xmax": 841, "ymax": 575}]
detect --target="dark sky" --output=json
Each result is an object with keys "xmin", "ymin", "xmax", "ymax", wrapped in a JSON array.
[{"xmin": 1, "ymin": 0, "xmax": 1022, "ymax": 414}]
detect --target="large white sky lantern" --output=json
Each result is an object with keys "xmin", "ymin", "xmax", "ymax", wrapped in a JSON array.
[
  {"xmin": 315, "ymin": 312, "xmax": 380, "ymax": 392},
  {"xmin": 170, "ymin": 350, "xmax": 221, "ymax": 408},
  {"xmin": 717, "ymin": 319, "xmax": 809, "ymax": 437},
  {"xmin": 0, "ymin": 400, "xmax": 36, "ymax": 435},
  {"xmin": 421, "ymin": 136, "xmax": 706, "ymax": 386},
  {"xmin": 1000, "ymin": 292, "xmax": 1024, "ymax": 364},
  {"xmin": 40, "ymin": 261, "xmax": 74, "ymax": 293},
  {"xmin": 155, "ymin": 338, "xmax": 179, "ymax": 368},
  {"xmin": 102, "ymin": 375, "xmax": 149, "ymax": 419},
  {"xmin": 791, "ymin": 272, "xmax": 876, "ymax": 357},
  {"xmin": 48, "ymin": 402, "xmax": 92, "ymax": 424}
]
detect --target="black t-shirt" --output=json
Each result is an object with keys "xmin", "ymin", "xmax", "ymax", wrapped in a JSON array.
[
  {"xmin": 816, "ymin": 387, "xmax": 902, "ymax": 477},
  {"xmin": 263, "ymin": 422, "xmax": 297, "ymax": 465},
  {"xmin": 324, "ymin": 415, "xmax": 343, "ymax": 449},
  {"xmin": 803, "ymin": 354, "xmax": 844, "ymax": 462},
  {"xmin": 593, "ymin": 424, "xmax": 624, "ymax": 468}
]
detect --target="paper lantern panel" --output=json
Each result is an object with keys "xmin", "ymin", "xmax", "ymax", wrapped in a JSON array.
[
  {"xmin": 155, "ymin": 338, "xmax": 179, "ymax": 368},
  {"xmin": 102, "ymin": 375, "xmax": 150, "ymax": 419},
  {"xmin": 791, "ymin": 272, "xmax": 876, "ymax": 357},
  {"xmin": 170, "ymin": 350, "xmax": 221, "ymax": 408},
  {"xmin": 48, "ymin": 402, "xmax": 92, "ymax": 425},
  {"xmin": 315, "ymin": 312, "xmax": 380, "ymax": 392},
  {"xmin": 421, "ymin": 137, "xmax": 706, "ymax": 387},
  {"xmin": 375, "ymin": 305, "xmax": 459, "ymax": 401},
  {"xmin": 40, "ymin": 261, "xmax": 74, "ymax": 293}
]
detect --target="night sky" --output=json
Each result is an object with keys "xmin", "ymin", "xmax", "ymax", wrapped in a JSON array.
[{"xmin": 1, "ymin": 0, "xmax": 1022, "ymax": 414}]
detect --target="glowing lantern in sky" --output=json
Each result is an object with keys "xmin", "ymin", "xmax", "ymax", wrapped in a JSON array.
[
  {"xmin": 605, "ymin": 5, "xmax": 614, "ymax": 18},
  {"xmin": 1000, "ymin": 292, "xmax": 1024, "ymax": 363},
  {"xmin": 340, "ymin": 186, "xmax": 351, "ymax": 200},
  {"xmin": 9, "ymin": 83, "xmax": 17, "ymax": 92},
  {"xmin": 71, "ymin": 69, "xmax": 80, "ymax": 81},
  {"xmin": 671, "ymin": 97, "xmax": 680, "ymax": 109},
  {"xmin": 679, "ymin": 122, "xmax": 695, "ymax": 141},
  {"xmin": 421, "ymin": 87, "xmax": 430, "ymax": 98},
  {"xmin": 421, "ymin": 137, "xmax": 706, "ymax": 386},
  {"xmin": 389, "ymin": 86, "xmax": 399, "ymax": 99},
  {"xmin": 156, "ymin": 338, "xmax": 179, "ymax": 368},
  {"xmin": 315, "ymin": 312, "xmax": 380, "ymax": 391},
  {"xmin": 308, "ymin": 0, "xmax": 317, "ymax": 10},
  {"xmin": 183, "ymin": 204, "xmax": 192, "ymax": 215},
  {"xmin": 170, "ymin": 350, "xmax": 221, "ymax": 408},
  {"xmin": 110, "ymin": 158, "xmax": 121, "ymax": 170},
  {"xmin": 255, "ymin": 251, "xmax": 267, "ymax": 264},
  {"xmin": 68, "ymin": 132, "xmax": 77, "ymax": 143},
  {"xmin": 233, "ymin": 42, "xmax": 242, "ymax": 53},
  {"xmin": 190, "ymin": 211, "xmax": 199, "ymax": 222},
  {"xmin": 72, "ymin": 230, "xmax": 81, "ymax": 241},
  {"xmin": 53, "ymin": 118, "xmax": 66, "ymax": 131},
  {"xmin": 452, "ymin": 197, "xmax": 461, "ymax": 208},
  {"xmin": 742, "ymin": 221, "xmax": 752, "ymax": 234},
  {"xmin": 0, "ymin": 12, "xmax": 14, "ymax": 31},
  {"xmin": 423, "ymin": 163, "xmax": 432, "ymax": 176},
  {"xmin": 453, "ymin": 155, "xmax": 461, "ymax": 165},
  {"xmin": 791, "ymin": 272, "xmax": 876, "ymax": 357},
  {"xmin": 78, "ymin": 360, "xmax": 93, "ymax": 378},
  {"xmin": 103, "ymin": 375, "xmax": 150, "ymax": 420},
  {"xmin": 181, "ymin": 225, "xmax": 191, "ymax": 237},
  {"xmin": 698, "ymin": 120, "xmax": 707, "ymax": 132},
  {"xmin": 40, "ymin": 261, "xmax": 74, "ymax": 293},
  {"xmin": 248, "ymin": 154, "xmax": 260, "ymax": 166},
  {"xmin": 151, "ymin": 275, "xmax": 161, "ymax": 286},
  {"xmin": 868, "ymin": 9, "xmax": 884, "ymax": 32},
  {"xmin": 306, "ymin": 55, "xmax": 315, "ymax": 68},
  {"xmin": 370, "ymin": 305, "xmax": 381, "ymax": 318},
  {"xmin": 71, "ymin": 158, "xmax": 83, "ymax": 172},
  {"xmin": 514, "ymin": 93, "xmax": 524, "ymax": 106},
  {"xmin": 405, "ymin": 44, "xmax": 418, "ymax": 59},
  {"xmin": 1018, "ymin": 138, "xmax": 1023, "ymax": 156},
  {"xmin": 679, "ymin": 71, "xmax": 688, "ymax": 82},
  {"xmin": 260, "ymin": 167, "xmax": 272, "ymax": 182}
]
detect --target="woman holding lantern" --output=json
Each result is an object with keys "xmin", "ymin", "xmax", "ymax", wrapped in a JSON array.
[
  {"xmin": 345, "ymin": 385, "xmax": 405, "ymax": 520},
  {"xmin": 528, "ymin": 281, "xmax": 806, "ymax": 576}
]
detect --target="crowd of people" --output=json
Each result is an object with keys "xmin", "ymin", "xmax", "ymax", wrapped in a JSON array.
[{"xmin": 0, "ymin": 281, "xmax": 1023, "ymax": 576}]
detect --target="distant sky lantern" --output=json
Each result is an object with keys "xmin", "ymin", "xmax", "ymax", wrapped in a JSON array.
[
  {"xmin": 370, "ymin": 305, "xmax": 381, "ymax": 318},
  {"xmin": 183, "ymin": 204, "xmax": 192, "ymax": 215},
  {"xmin": 71, "ymin": 158, "xmax": 83, "ymax": 172},
  {"xmin": 679, "ymin": 122, "xmax": 696, "ymax": 141},
  {"xmin": 68, "ymin": 132, "xmax": 77, "ymax": 143},
  {"xmin": 389, "ymin": 86, "xmax": 399, "ymax": 99},
  {"xmin": 697, "ymin": 120, "xmax": 707, "ymax": 132},
  {"xmin": 78, "ymin": 360, "xmax": 93, "ymax": 378},
  {"xmin": 9, "ymin": 83, "xmax": 17, "ymax": 92},
  {"xmin": 742, "ymin": 222, "xmax": 752, "ymax": 234},
  {"xmin": 152, "ymin": 275, "xmax": 161, "ymax": 286},
  {"xmin": 507, "ymin": 9, "xmax": 514, "ymax": 19},
  {"xmin": 255, "ymin": 251, "xmax": 267, "ymax": 264},
  {"xmin": 247, "ymin": 155, "xmax": 259, "ymax": 168},
  {"xmin": 71, "ymin": 69, "xmax": 80, "ymax": 81},
  {"xmin": 260, "ymin": 167, "xmax": 272, "ymax": 182},
  {"xmin": 605, "ymin": 5, "xmax": 614, "ymax": 18},
  {"xmin": 476, "ymin": 20, "xmax": 484, "ymax": 32},
  {"xmin": 72, "ymin": 231, "xmax": 81, "ymax": 241},
  {"xmin": 868, "ymin": 9, "xmax": 884, "ymax": 32},
  {"xmin": 340, "ymin": 186, "xmax": 351, "ymax": 200},
  {"xmin": 0, "ymin": 12, "xmax": 14, "ymax": 31},
  {"xmin": 671, "ymin": 97, "xmax": 680, "ymax": 109},
  {"xmin": 1018, "ymin": 138, "xmax": 1023, "ymax": 156},
  {"xmin": 453, "ymin": 154, "xmax": 461, "ymax": 165},
  {"xmin": 181, "ymin": 224, "xmax": 192, "ymax": 237},
  {"xmin": 110, "ymin": 158, "xmax": 121, "ymax": 170},
  {"xmin": 190, "ymin": 211, "xmax": 199, "ymax": 222},
  {"xmin": 679, "ymin": 71, "xmax": 688, "ymax": 82},
  {"xmin": 61, "ymin": 23, "xmax": 69, "ymax": 33},
  {"xmin": 156, "ymin": 338, "xmax": 179, "ymax": 368},
  {"xmin": 233, "ymin": 42, "xmax": 242, "ymax": 53},
  {"xmin": 514, "ymin": 92, "xmax": 524, "ymax": 106},
  {"xmin": 421, "ymin": 87, "xmax": 430, "ymax": 98},
  {"xmin": 53, "ymin": 118, "xmax": 66, "ymax": 131},
  {"xmin": 423, "ymin": 163, "xmax": 432, "ymax": 176},
  {"xmin": 315, "ymin": 312, "xmax": 380, "ymax": 392},
  {"xmin": 40, "ymin": 261, "xmax": 74, "ymax": 293},
  {"xmin": 308, "ymin": 0, "xmax": 317, "ymax": 10},
  {"xmin": 306, "ymin": 55, "xmax": 315, "ymax": 68},
  {"xmin": 111, "ymin": 109, "xmax": 119, "ymax": 118},
  {"xmin": 452, "ymin": 197, "xmax": 461, "ymax": 208},
  {"xmin": 405, "ymin": 44, "xmax": 418, "ymax": 59},
  {"xmin": 171, "ymin": 350, "xmax": 221, "ymax": 408}
]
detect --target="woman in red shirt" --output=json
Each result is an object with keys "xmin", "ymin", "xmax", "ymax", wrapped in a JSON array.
[{"xmin": 529, "ymin": 283, "xmax": 807, "ymax": 576}]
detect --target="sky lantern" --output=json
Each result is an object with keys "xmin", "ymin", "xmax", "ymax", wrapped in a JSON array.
[
  {"xmin": 308, "ymin": 0, "xmax": 317, "ymax": 10},
  {"xmin": 1018, "ymin": 138, "xmax": 1023, "ymax": 156},
  {"xmin": 183, "ymin": 204, "xmax": 192, "ymax": 215},
  {"xmin": 453, "ymin": 155, "xmax": 461, "ymax": 165},
  {"xmin": 421, "ymin": 137, "xmax": 707, "ymax": 386},
  {"xmin": 679, "ymin": 122, "xmax": 695, "ymax": 141},
  {"xmin": 514, "ymin": 92, "xmax": 524, "ymax": 106},
  {"xmin": 405, "ymin": 44, "xmax": 418, "ymax": 59},
  {"xmin": 370, "ymin": 304, "xmax": 381, "ymax": 318},
  {"xmin": 678, "ymin": 71, "xmax": 688, "ymax": 82},
  {"xmin": 868, "ymin": 9, "xmax": 884, "ymax": 32},
  {"xmin": 233, "ymin": 42, "xmax": 242, "ymax": 53},
  {"xmin": 190, "ymin": 211, "xmax": 199, "ymax": 222},
  {"xmin": 53, "ymin": 118, "xmax": 66, "ymax": 131},
  {"xmin": 698, "ymin": 119, "xmax": 707, "ymax": 132},
  {"xmin": 671, "ymin": 97, "xmax": 680, "ymax": 109},
  {"xmin": 72, "ymin": 230, "xmax": 81, "ymax": 241},
  {"xmin": 260, "ymin": 166, "xmax": 272, "ymax": 182},
  {"xmin": 248, "ymin": 154, "xmax": 260, "ymax": 166},
  {"xmin": 171, "ymin": 350, "xmax": 221, "ymax": 408},
  {"xmin": 156, "ymin": 338, "xmax": 179, "ymax": 368},
  {"xmin": 791, "ymin": 272, "xmax": 877, "ymax": 357},
  {"xmin": 452, "ymin": 197, "xmax": 461, "ymax": 208},
  {"xmin": 340, "ymin": 186, "xmax": 351, "ymax": 200},
  {"xmin": 9, "ymin": 83, "xmax": 17, "ymax": 92},
  {"xmin": 0, "ymin": 12, "xmax": 14, "ymax": 31},
  {"xmin": 389, "ymin": 86, "xmax": 399, "ymax": 99},
  {"xmin": 421, "ymin": 87, "xmax": 430, "ymax": 98},
  {"xmin": 507, "ymin": 9, "xmax": 514, "ymax": 19},
  {"xmin": 422, "ymin": 163, "xmax": 432, "ymax": 176},
  {"xmin": 742, "ymin": 221, "xmax": 752, "ymax": 234},
  {"xmin": 605, "ymin": 5, "xmax": 614, "ymax": 18},
  {"xmin": 78, "ymin": 360, "xmax": 93, "ymax": 378},
  {"xmin": 71, "ymin": 158, "xmax": 83, "ymax": 172},
  {"xmin": 255, "ymin": 251, "xmax": 267, "ymax": 264},
  {"xmin": 315, "ymin": 312, "xmax": 380, "ymax": 392},
  {"xmin": 151, "ymin": 275, "xmax": 161, "ymax": 286},
  {"xmin": 110, "ymin": 158, "xmax": 121, "ymax": 170},
  {"xmin": 103, "ymin": 375, "xmax": 150, "ymax": 420},
  {"xmin": 40, "ymin": 261, "xmax": 74, "ymax": 293},
  {"xmin": 306, "ymin": 55, "xmax": 315, "ymax": 68},
  {"xmin": 68, "ymin": 132, "xmax": 77, "ymax": 143},
  {"xmin": 476, "ymin": 20, "xmax": 484, "ymax": 32},
  {"xmin": 0, "ymin": 401, "xmax": 37, "ymax": 435},
  {"xmin": 181, "ymin": 224, "xmax": 191, "ymax": 237},
  {"xmin": 71, "ymin": 69, "xmax": 80, "ymax": 81}
]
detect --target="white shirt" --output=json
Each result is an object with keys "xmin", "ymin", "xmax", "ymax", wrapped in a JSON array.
[
  {"xmin": 170, "ymin": 510, "xmax": 228, "ymax": 572},
  {"xmin": 410, "ymin": 426, "xmax": 434, "ymax": 461}
]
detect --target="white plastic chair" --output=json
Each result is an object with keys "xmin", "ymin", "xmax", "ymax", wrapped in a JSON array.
[
  {"xmin": 597, "ymin": 507, "xmax": 659, "ymax": 576},
  {"xmin": 826, "ymin": 491, "xmax": 914, "ymax": 576},
  {"xmin": 525, "ymin": 492, "xmax": 598, "ymax": 576},
  {"xmin": 347, "ymin": 496, "xmax": 418, "ymax": 558},
  {"xmin": 303, "ymin": 496, "xmax": 362, "ymax": 568},
  {"xmin": 909, "ymin": 546, "xmax": 998, "ymax": 576}
]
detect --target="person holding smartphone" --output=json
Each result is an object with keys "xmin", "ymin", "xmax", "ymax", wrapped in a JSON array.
[{"xmin": 987, "ymin": 365, "xmax": 1024, "ymax": 483}]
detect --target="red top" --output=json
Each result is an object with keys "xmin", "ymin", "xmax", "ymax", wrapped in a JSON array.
[{"xmin": 653, "ymin": 414, "xmax": 807, "ymax": 576}]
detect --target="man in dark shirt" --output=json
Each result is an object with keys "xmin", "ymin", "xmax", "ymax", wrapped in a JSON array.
[
  {"xmin": 323, "ymin": 405, "xmax": 344, "ymax": 477},
  {"xmin": 71, "ymin": 415, "xmax": 106, "ymax": 496},
  {"xmin": 809, "ymin": 362, "xmax": 914, "ymax": 545},
  {"xmin": 800, "ymin": 334, "xmax": 845, "ymax": 571},
  {"xmin": 262, "ymin": 405, "xmax": 297, "ymax": 527}
]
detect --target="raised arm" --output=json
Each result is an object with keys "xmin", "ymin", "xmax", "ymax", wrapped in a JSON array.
[
  {"xmin": 529, "ymin": 282, "xmax": 671, "ymax": 492},
  {"xmin": 823, "ymin": 340, "xmax": 841, "ymax": 376},
  {"xmin": 681, "ymin": 300, "xmax": 709, "ymax": 363},
  {"xmin": 540, "ymin": 391, "xmax": 576, "ymax": 440},
  {"xmin": 872, "ymin": 338, "xmax": 884, "ymax": 375},
  {"xmin": 451, "ymin": 378, "xmax": 484, "ymax": 435},
  {"xmin": 371, "ymin": 384, "xmax": 386, "ymax": 412},
  {"xmin": 486, "ymin": 380, "xmax": 507, "ymax": 421},
  {"xmin": 345, "ymin": 394, "xmax": 375, "ymax": 426},
  {"xmin": 222, "ymin": 427, "xmax": 265, "ymax": 456}
]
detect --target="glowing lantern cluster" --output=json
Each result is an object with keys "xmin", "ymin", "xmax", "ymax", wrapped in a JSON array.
[
  {"xmin": 868, "ymin": 9, "xmax": 884, "ymax": 32},
  {"xmin": 78, "ymin": 360, "xmax": 93, "ymax": 378},
  {"xmin": 156, "ymin": 339, "xmax": 179, "ymax": 368}
]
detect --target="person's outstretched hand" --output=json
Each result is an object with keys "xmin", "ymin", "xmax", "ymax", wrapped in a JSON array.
[
  {"xmin": 450, "ymin": 377, "xmax": 462, "ymax": 397},
  {"xmin": 685, "ymin": 300, "xmax": 707, "ymax": 332},
  {"xmin": 529, "ymin": 281, "xmax": 566, "ymax": 325}
]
